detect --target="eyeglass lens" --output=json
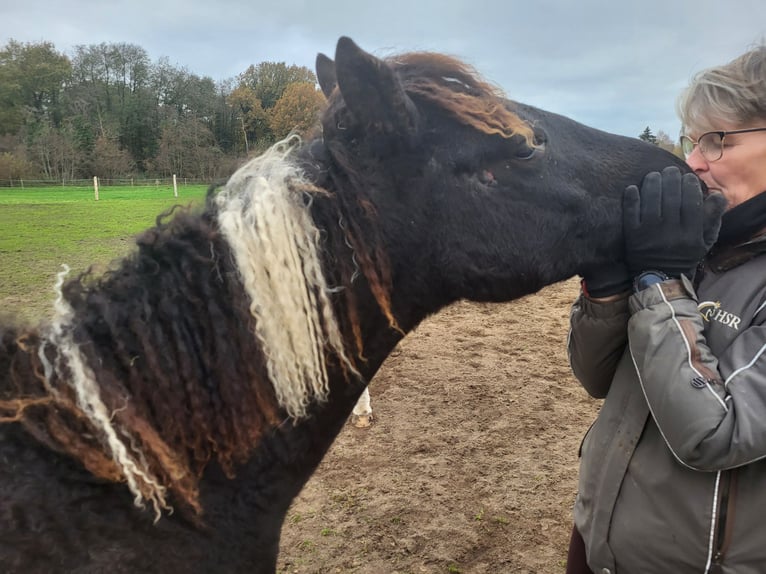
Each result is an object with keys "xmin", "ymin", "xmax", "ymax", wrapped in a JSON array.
[
  {"xmin": 682, "ymin": 132, "xmax": 723, "ymax": 160},
  {"xmin": 699, "ymin": 132, "xmax": 723, "ymax": 160}
]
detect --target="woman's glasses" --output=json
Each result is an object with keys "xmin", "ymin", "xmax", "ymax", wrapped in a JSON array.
[{"xmin": 680, "ymin": 127, "xmax": 766, "ymax": 162}]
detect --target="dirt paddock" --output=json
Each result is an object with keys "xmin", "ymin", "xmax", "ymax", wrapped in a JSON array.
[{"xmin": 278, "ymin": 278, "xmax": 602, "ymax": 573}]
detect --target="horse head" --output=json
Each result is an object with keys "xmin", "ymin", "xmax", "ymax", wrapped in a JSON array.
[{"xmin": 310, "ymin": 37, "xmax": 687, "ymax": 318}]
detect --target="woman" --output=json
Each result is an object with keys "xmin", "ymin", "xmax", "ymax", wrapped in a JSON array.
[{"xmin": 567, "ymin": 45, "xmax": 766, "ymax": 573}]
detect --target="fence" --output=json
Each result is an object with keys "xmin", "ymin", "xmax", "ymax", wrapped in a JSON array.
[{"xmin": 0, "ymin": 176, "xmax": 213, "ymax": 189}]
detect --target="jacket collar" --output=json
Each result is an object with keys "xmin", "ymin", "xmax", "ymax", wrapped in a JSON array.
[{"xmin": 707, "ymin": 227, "xmax": 766, "ymax": 273}]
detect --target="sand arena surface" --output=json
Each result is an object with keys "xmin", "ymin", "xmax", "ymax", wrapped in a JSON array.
[{"xmin": 278, "ymin": 278, "xmax": 601, "ymax": 573}]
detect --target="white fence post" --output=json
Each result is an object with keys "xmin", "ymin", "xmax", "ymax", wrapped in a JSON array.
[
  {"xmin": 173, "ymin": 174, "xmax": 178, "ymax": 198},
  {"xmin": 93, "ymin": 176, "xmax": 99, "ymax": 201}
]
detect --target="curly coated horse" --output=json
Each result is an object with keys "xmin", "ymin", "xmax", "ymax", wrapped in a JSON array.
[{"xmin": 0, "ymin": 37, "xmax": 689, "ymax": 573}]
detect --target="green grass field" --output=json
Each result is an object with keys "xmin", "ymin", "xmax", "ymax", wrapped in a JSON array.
[{"xmin": 1, "ymin": 184, "xmax": 208, "ymax": 322}]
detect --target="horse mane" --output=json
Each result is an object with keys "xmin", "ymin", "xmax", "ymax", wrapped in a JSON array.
[
  {"xmin": 0, "ymin": 140, "xmax": 361, "ymax": 519},
  {"xmin": 214, "ymin": 137, "xmax": 359, "ymax": 418}
]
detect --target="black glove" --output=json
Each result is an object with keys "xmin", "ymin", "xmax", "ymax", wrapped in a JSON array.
[
  {"xmin": 582, "ymin": 263, "xmax": 631, "ymax": 298},
  {"xmin": 624, "ymin": 167, "xmax": 727, "ymax": 279}
]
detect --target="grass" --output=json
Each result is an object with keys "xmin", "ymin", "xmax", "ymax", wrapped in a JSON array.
[{"xmin": 0, "ymin": 184, "xmax": 208, "ymax": 322}]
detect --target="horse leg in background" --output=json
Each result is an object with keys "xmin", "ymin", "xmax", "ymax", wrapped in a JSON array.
[{"xmin": 350, "ymin": 387, "xmax": 373, "ymax": 428}]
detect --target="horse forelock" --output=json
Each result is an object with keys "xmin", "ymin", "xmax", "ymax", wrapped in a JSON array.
[
  {"xmin": 390, "ymin": 52, "xmax": 535, "ymax": 145},
  {"xmin": 215, "ymin": 136, "xmax": 360, "ymax": 420}
]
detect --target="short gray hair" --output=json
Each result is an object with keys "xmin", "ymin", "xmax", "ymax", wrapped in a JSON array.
[{"xmin": 677, "ymin": 44, "xmax": 766, "ymax": 135}]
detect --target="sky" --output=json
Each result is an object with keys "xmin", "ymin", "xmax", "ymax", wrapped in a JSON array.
[{"xmin": 2, "ymin": 0, "xmax": 765, "ymax": 140}]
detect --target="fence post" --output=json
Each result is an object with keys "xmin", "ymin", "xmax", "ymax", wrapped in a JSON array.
[
  {"xmin": 93, "ymin": 176, "xmax": 99, "ymax": 201},
  {"xmin": 173, "ymin": 174, "xmax": 178, "ymax": 198}
]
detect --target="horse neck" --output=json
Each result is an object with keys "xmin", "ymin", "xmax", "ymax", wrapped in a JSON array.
[{"xmin": 305, "ymin": 184, "xmax": 424, "ymax": 382}]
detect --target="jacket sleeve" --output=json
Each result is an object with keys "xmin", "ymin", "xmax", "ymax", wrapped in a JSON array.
[
  {"xmin": 568, "ymin": 291, "xmax": 630, "ymax": 398},
  {"xmin": 627, "ymin": 278, "xmax": 766, "ymax": 470}
]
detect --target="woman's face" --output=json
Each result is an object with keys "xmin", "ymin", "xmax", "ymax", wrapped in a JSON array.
[{"xmin": 685, "ymin": 121, "xmax": 766, "ymax": 209}]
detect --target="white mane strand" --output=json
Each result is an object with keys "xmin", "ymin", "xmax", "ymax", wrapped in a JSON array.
[
  {"xmin": 45, "ymin": 265, "xmax": 169, "ymax": 520},
  {"xmin": 215, "ymin": 137, "xmax": 359, "ymax": 420}
]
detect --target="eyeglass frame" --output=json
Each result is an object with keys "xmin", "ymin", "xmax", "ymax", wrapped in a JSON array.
[{"xmin": 679, "ymin": 127, "xmax": 766, "ymax": 162}]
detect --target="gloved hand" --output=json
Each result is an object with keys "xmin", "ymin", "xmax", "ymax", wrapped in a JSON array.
[
  {"xmin": 624, "ymin": 166, "xmax": 727, "ymax": 279},
  {"xmin": 582, "ymin": 263, "xmax": 631, "ymax": 298}
]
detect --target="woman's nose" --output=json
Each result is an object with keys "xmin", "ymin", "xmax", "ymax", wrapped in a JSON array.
[{"xmin": 684, "ymin": 146, "xmax": 709, "ymax": 173}]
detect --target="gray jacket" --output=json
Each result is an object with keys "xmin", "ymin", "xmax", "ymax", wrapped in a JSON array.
[{"xmin": 569, "ymin": 235, "xmax": 766, "ymax": 574}]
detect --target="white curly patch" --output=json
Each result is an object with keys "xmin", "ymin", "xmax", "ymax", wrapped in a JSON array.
[{"xmin": 215, "ymin": 136, "xmax": 358, "ymax": 419}]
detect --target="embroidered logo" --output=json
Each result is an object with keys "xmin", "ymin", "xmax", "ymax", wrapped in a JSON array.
[{"xmin": 698, "ymin": 301, "xmax": 741, "ymax": 330}]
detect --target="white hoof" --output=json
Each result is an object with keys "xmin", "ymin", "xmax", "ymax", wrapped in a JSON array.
[{"xmin": 350, "ymin": 413, "xmax": 373, "ymax": 428}]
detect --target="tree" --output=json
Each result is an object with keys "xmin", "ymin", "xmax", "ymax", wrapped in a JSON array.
[
  {"xmin": 269, "ymin": 82, "xmax": 325, "ymax": 140},
  {"xmin": 0, "ymin": 40, "xmax": 71, "ymax": 134},
  {"xmin": 119, "ymin": 87, "xmax": 158, "ymax": 170},
  {"xmin": 655, "ymin": 130, "xmax": 684, "ymax": 159},
  {"xmin": 92, "ymin": 135, "xmax": 135, "ymax": 178},
  {"xmin": 210, "ymin": 79, "xmax": 239, "ymax": 154},
  {"xmin": 0, "ymin": 150, "xmax": 38, "ymax": 181},
  {"xmin": 151, "ymin": 116, "xmax": 224, "ymax": 180},
  {"xmin": 25, "ymin": 119, "xmax": 82, "ymax": 180},
  {"xmin": 237, "ymin": 62, "xmax": 316, "ymax": 110},
  {"xmin": 0, "ymin": 49, "xmax": 23, "ymax": 135},
  {"xmin": 227, "ymin": 85, "xmax": 271, "ymax": 153},
  {"xmin": 150, "ymin": 60, "xmax": 217, "ymax": 121},
  {"xmin": 638, "ymin": 126, "xmax": 657, "ymax": 145},
  {"xmin": 69, "ymin": 43, "xmax": 157, "ymax": 169}
]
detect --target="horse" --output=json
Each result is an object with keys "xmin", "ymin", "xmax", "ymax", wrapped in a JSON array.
[{"xmin": 0, "ymin": 36, "xmax": 690, "ymax": 573}]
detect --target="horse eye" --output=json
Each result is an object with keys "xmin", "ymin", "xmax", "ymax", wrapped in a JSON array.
[
  {"xmin": 515, "ymin": 137, "xmax": 545, "ymax": 161},
  {"xmin": 515, "ymin": 146, "xmax": 536, "ymax": 160}
]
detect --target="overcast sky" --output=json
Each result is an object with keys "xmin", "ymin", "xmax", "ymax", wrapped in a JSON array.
[{"xmin": 2, "ymin": 0, "xmax": 765, "ymax": 139}]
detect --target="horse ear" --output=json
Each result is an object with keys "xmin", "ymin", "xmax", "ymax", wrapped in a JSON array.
[
  {"xmin": 333, "ymin": 36, "xmax": 418, "ymax": 135},
  {"xmin": 315, "ymin": 53, "xmax": 337, "ymax": 98}
]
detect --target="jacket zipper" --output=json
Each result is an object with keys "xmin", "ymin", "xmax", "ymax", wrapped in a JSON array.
[{"xmin": 709, "ymin": 469, "xmax": 737, "ymax": 573}]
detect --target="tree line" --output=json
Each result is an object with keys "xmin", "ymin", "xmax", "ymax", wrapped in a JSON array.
[
  {"xmin": 0, "ymin": 39, "xmax": 684, "ymax": 185},
  {"xmin": 0, "ymin": 40, "xmax": 326, "ymax": 183}
]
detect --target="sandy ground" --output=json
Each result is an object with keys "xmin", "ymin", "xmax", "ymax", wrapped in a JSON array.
[{"xmin": 277, "ymin": 278, "xmax": 602, "ymax": 573}]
